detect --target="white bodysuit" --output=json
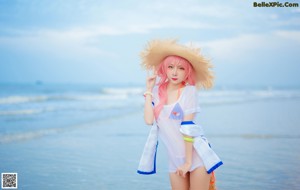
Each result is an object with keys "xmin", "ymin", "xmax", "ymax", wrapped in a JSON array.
[{"xmin": 152, "ymin": 85, "xmax": 204, "ymax": 172}]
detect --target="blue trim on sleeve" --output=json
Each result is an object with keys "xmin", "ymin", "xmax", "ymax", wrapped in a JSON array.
[
  {"xmin": 181, "ymin": 121, "xmax": 195, "ymax": 125},
  {"xmin": 137, "ymin": 142, "xmax": 158, "ymax": 175},
  {"xmin": 207, "ymin": 161, "xmax": 223, "ymax": 174},
  {"xmin": 137, "ymin": 170, "xmax": 156, "ymax": 175}
]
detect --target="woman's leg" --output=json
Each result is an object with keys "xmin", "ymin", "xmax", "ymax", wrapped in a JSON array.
[
  {"xmin": 189, "ymin": 166, "xmax": 211, "ymax": 190},
  {"xmin": 169, "ymin": 172, "xmax": 190, "ymax": 190}
]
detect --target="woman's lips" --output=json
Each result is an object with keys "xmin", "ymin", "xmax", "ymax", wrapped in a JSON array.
[{"xmin": 171, "ymin": 78, "xmax": 178, "ymax": 81}]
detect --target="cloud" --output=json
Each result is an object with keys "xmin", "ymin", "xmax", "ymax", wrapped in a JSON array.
[
  {"xmin": 1, "ymin": 0, "xmax": 299, "ymax": 86},
  {"xmin": 0, "ymin": 27, "xmax": 118, "ymax": 59},
  {"xmin": 195, "ymin": 30, "xmax": 300, "ymax": 63},
  {"xmin": 106, "ymin": 1, "xmax": 238, "ymax": 31},
  {"xmin": 274, "ymin": 30, "xmax": 300, "ymax": 43},
  {"xmin": 0, "ymin": 1, "xmax": 242, "ymax": 59},
  {"xmin": 188, "ymin": 30, "xmax": 300, "ymax": 87},
  {"xmin": 84, "ymin": 0, "xmax": 300, "ymax": 42}
]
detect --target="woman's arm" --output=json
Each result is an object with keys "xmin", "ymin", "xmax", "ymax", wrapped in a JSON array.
[
  {"xmin": 144, "ymin": 91, "xmax": 154, "ymax": 125},
  {"xmin": 144, "ymin": 75, "xmax": 157, "ymax": 125},
  {"xmin": 176, "ymin": 113, "xmax": 195, "ymax": 178}
]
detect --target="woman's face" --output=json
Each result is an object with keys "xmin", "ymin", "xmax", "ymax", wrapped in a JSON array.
[{"xmin": 166, "ymin": 62, "xmax": 187, "ymax": 85}]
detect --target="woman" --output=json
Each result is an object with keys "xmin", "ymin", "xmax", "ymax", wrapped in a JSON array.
[{"xmin": 137, "ymin": 39, "xmax": 222, "ymax": 190}]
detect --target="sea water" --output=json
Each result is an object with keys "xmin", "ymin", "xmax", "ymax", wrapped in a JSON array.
[
  {"xmin": 0, "ymin": 83, "xmax": 142, "ymax": 142},
  {"xmin": 0, "ymin": 83, "xmax": 300, "ymax": 189}
]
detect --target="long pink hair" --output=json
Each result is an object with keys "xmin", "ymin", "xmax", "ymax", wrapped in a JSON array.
[{"xmin": 154, "ymin": 55, "xmax": 196, "ymax": 119}]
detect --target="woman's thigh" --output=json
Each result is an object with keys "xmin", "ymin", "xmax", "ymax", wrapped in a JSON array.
[
  {"xmin": 169, "ymin": 172, "xmax": 190, "ymax": 190},
  {"xmin": 189, "ymin": 166, "xmax": 211, "ymax": 190}
]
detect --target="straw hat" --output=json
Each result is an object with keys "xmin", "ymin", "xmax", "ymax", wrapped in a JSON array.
[{"xmin": 140, "ymin": 39, "xmax": 214, "ymax": 89}]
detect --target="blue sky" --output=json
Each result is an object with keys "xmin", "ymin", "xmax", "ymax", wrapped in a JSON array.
[{"xmin": 0, "ymin": 0, "xmax": 299, "ymax": 87}]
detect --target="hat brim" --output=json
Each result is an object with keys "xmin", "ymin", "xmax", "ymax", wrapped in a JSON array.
[{"xmin": 140, "ymin": 39, "xmax": 214, "ymax": 89}]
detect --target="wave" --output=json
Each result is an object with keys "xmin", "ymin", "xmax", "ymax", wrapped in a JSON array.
[
  {"xmin": 1, "ymin": 88, "xmax": 300, "ymax": 112},
  {"xmin": 0, "ymin": 95, "xmax": 48, "ymax": 104},
  {"xmin": 198, "ymin": 89, "xmax": 300, "ymax": 105},
  {"xmin": 61, "ymin": 94, "xmax": 129, "ymax": 101},
  {"xmin": 0, "ymin": 103, "xmax": 137, "ymax": 116},
  {"xmin": 0, "ymin": 93, "xmax": 131, "ymax": 105},
  {"xmin": 102, "ymin": 87, "xmax": 143, "ymax": 95},
  {"xmin": 0, "ymin": 109, "xmax": 138, "ymax": 144},
  {"xmin": 0, "ymin": 85, "xmax": 150, "ymax": 105},
  {"xmin": 0, "ymin": 128, "xmax": 65, "ymax": 144},
  {"xmin": 0, "ymin": 109, "xmax": 44, "ymax": 116}
]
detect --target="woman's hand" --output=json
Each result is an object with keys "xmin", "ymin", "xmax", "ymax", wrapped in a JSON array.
[
  {"xmin": 176, "ymin": 162, "xmax": 192, "ymax": 178},
  {"xmin": 146, "ymin": 73, "xmax": 157, "ymax": 91}
]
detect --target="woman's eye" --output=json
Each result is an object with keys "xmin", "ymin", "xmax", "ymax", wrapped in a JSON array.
[
  {"xmin": 179, "ymin": 67, "xmax": 185, "ymax": 70},
  {"xmin": 168, "ymin": 66, "xmax": 173, "ymax": 69}
]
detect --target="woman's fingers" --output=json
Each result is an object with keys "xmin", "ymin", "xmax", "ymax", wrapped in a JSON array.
[
  {"xmin": 151, "ymin": 66, "xmax": 156, "ymax": 75},
  {"xmin": 146, "ymin": 69, "xmax": 157, "ymax": 89},
  {"xmin": 147, "ymin": 70, "xmax": 152, "ymax": 77},
  {"xmin": 146, "ymin": 77, "xmax": 156, "ymax": 89},
  {"xmin": 176, "ymin": 169, "xmax": 184, "ymax": 178},
  {"xmin": 148, "ymin": 75, "xmax": 157, "ymax": 80},
  {"xmin": 146, "ymin": 75, "xmax": 157, "ymax": 85},
  {"xmin": 176, "ymin": 167, "xmax": 188, "ymax": 178}
]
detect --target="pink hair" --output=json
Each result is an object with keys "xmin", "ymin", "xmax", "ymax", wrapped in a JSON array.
[{"xmin": 154, "ymin": 55, "xmax": 196, "ymax": 119}]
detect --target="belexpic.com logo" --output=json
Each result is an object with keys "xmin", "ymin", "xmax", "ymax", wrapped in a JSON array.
[{"xmin": 253, "ymin": 1, "xmax": 299, "ymax": 7}]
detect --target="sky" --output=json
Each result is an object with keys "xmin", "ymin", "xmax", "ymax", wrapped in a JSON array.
[{"xmin": 0, "ymin": 0, "xmax": 299, "ymax": 88}]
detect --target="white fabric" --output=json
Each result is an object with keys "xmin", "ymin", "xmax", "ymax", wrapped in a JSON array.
[
  {"xmin": 137, "ymin": 125, "xmax": 158, "ymax": 174},
  {"xmin": 193, "ymin": 136, "xmax": 223, "ymax": 174},
  {"xmin": 179, "ymin": 123, "xmax": 223, "ymax": 174},
  {"xmin": 179, "ymin": 122, "xmax": 204, "ymax": 137},
  {"xmin": 154, "ymin": 85, "xmax": 203, "ymax": 172},
  {"xmin": 137, "ymin": 85, "xmax": 222, "ymax": 175}
]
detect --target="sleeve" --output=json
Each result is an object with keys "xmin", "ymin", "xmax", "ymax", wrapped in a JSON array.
[
  {"xmin": 183, "ymin": 86, "xmax": 201, "ymax": 115},
  {"xmin": 151, "ymin": 86, "xmax": 159, "ymax": 107}
]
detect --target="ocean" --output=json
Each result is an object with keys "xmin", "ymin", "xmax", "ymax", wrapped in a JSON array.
[
  {"xmin": 0, "ymin": 83, "xmax": 300, "ymax": 189},
  {"xmin": 0, "ymin": 83, "xmax": 142, "ymax": 142}
]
